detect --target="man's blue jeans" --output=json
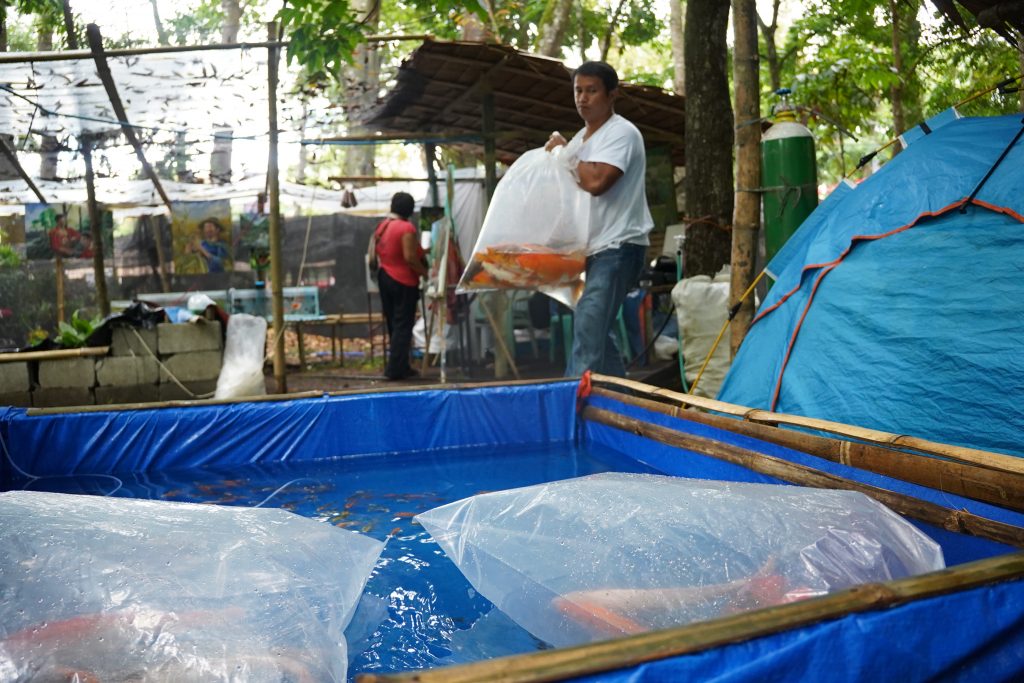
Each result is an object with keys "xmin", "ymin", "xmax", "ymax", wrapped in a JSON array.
[{"xmin": 567, "ymin": 242, "xmax": 647, "ymax": 377}]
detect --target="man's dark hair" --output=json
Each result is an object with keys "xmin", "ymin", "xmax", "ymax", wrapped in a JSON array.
[
  {"xmin": 573, "ymin": 61, "xmax": 619, "ymax": 93},
  {"xmin": 390, "ymin": 191, "xmax": 415, "ymax": 219}
]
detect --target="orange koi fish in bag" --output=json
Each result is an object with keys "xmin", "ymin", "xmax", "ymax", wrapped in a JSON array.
[{"xmin": 457, "ymin": 146, "xmax": 590, "ymax": 308}]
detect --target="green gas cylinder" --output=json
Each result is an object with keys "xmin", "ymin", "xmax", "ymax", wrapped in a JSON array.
[{"xmin": 761, "ymin": 89, "xmax": 818, "ymax": 263}]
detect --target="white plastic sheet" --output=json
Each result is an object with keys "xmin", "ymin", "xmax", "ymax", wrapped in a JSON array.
[
  {"xmin": 457, "ymin": 147, "xmax": 590, "ymax": 308},
  {"xmin": 214, "ymin": 313, "xmax": 268, "ymax": 400},
  {"xmin": 416, "ymin": 473, "xmax": 944, "ymax": 647},
  {"xmin": 0, "ymin": 491, "xmax": 384, "ymax": 682},
  {"xmin": 673, "ymin": 265, "xmax": 733, "ymax": 398}
]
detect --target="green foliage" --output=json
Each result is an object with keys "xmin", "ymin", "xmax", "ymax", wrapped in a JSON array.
[
  {"xmin": 165, "ymin": 0, "xmax": 223, "ymax": 45},
  {"xmin": 55, "ymin": 309, "xmax": 102, "ymax": 348},
  {"xmin": 278, "ymin": 0, "xmax": 370, "ymax": 79},
  {"xmin": 617, "ymin": 0, "xmax": 661, "ymax": 46},
  {"xmin": 0, "ymin": 245, "xmax": 20, "ymax": 268},
  {"xmin": 0, "ymin": 265, "xmax": 94, "ymax": 348},
  {"xmin": 764, "ymin": 0, "xmax": 1022, "ymax": 184}
]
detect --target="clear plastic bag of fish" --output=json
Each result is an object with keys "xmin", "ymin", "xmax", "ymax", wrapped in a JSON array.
[
  {"xmin": 0, "ymin": 491, "xmax": 385, "ymax": 682},
  {"xmin": 416, "ymin": 473, "xmax": 944, "ymax": 648},
  {"xmin": 457, "ymin": 146, "xmax": 590, "ymax": 308}
]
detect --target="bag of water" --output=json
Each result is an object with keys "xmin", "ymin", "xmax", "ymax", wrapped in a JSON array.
[
  {"xmin": 456, "ymin": 146, "xmax": 590, "ymax": 308},
  {"xmin": 0, "ymin": 491, "xmax": 385, "ymax": 682},
  {"xmin": 416, "ymin": 473, "xmax": 944, "ymax": 648}
]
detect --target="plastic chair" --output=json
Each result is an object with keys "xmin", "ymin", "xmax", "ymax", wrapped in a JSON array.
[{"xmin": 549, "ymin": 308, "xmax": 630, "ymax": 365}]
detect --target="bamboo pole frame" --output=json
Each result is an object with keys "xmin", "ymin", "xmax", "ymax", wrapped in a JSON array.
[
  {"xmin": 266, "ymin": 22, "xmax": 287, "ymax": 394},
  {"xmin": 589, "ymin": 386, "xmax": 1024, "ymax": 512},
  {"xmin": 0, "ymin": 346, "xmax": 109, "ymax": 364},
  {"xmin": 85, "ymin": 24, "xmax": 174, "ymax": 214},
  {"xmin": 356, "ymin": 551, "xmax": 1024, "ymax": 683},
  {"xmin": 24, "ymin": 377, "xmax": 571, "ymax": 416},
  {"xmin": 590, "ymin": 374, "xmax": 1024, "ymax": 475}
]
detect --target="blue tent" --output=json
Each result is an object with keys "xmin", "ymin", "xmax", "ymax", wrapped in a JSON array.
[{"xmin": 720, "ymin": 112, "xmax": 1024, "ymax": 457}]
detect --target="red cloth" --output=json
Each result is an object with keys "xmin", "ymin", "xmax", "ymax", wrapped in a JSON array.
[{"xmin": 375, "ymin": 218, "xmax": 422, "ymax": 287}]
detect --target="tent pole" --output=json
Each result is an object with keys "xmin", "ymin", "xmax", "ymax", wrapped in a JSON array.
[{"xmin": 267, "ymin": 22, "xmax": 287, "ymax": 394}]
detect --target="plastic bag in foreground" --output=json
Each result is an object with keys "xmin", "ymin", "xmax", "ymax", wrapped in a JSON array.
[
  {"xmin": 0, "ymin": 491, "xmax": 385, "ymax": 682},
  {"xmin": 457, "ymin": 147, "xmax": 590, "ymax": 308},
  {"xmin": 416, "ymin": 473, "xmax": 944, "ymax": 647}
]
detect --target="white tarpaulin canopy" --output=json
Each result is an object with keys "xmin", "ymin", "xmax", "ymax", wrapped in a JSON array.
[{"xmin": 0, "ymin": 175, "xmax": 430, "ymax": 217}]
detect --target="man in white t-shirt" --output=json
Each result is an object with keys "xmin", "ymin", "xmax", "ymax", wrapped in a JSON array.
[{"xmin": 545, "ymin": 61, "xmax": 654, "ymax": 377}]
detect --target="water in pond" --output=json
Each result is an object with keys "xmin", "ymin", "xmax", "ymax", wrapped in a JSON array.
[{"xmin": 7, "ymin": 441, "xmax": 661, "ymax": 678}]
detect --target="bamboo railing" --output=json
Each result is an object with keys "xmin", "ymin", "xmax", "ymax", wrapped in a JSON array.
[
  {"xmin": 587, "ymin": 386, "xmax": 1024, "ymax": 512},
  {"xmin": 357, "ymin": 552, "xmax": 1024, "ymax": 683},
  {"xmin": 0, "ymin": 346, "xmax": 110, "ymax": 363},
  {"xmin": 589, "ymin": 374, "xmax": 1024, "ymax": 476}
]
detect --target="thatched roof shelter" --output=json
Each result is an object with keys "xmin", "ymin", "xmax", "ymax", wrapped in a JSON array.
[{"xmin": 360, "ymin": 40, "xmax": 685, "ymax": 166}]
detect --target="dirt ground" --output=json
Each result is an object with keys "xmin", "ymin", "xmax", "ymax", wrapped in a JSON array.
[
  {"xmin": 262, "ymin": 329, "xmax": 574, "ymax": 394},
  {"xmin": 259, "ymin": 329, "xmax": 676, "ymax": 394}
]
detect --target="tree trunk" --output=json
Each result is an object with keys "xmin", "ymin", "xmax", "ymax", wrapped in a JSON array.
[
  {"xmin": 38, "ymin": 27, "xmax": 59, "ymax": 179},
  {"xmin": 599, "ymin": 0, "xmax": 628, "ymax": 61},
  {"xmin": 757, "ymin": 0, "xmax": 782, "ymax": 92},
  {"xmin": 669, "ymin": 0, "xmax": 685, "ymax": 94},
  {"xmin": 460, "ymin": 12, "xmax": 488, "ymax": 41},
  {"xmin": 889, "ymin": 0, "xmax": 905, "ymax": 154},
  {"xmin": 730, "ymin": 0, "xmax": 760, "ymax": 357},
  {"xmin": 0, "ymin": 9, "xmax": 7, "ymax": 52},
  {"xmin": 536, "ymin": 0, "xmax": 574, "ymax": 57},
  {"xmin": 576, "ymin": 2, "xmax": 590, "ymax": 63},
  {"xmin": 209, "ymin": 2, "xmax": 241, "ymax": 183},
  {"xmin": 150, "ymin": 0, "xmax": 169, "ymax": 46},
  {"xmin": 682, "ymin": 0, "xmax": 733, "ymax": 277},
  {"xmin": 1019, "ymin": 36, "xmax": 1024, "ymax": 112},
  {"xmin": 221, "ymin": 0, "xmax": 241, "ymax": 43},
  {"xmin": 342, "ymin": 0, "xmax": 380, "ymax": 180}
]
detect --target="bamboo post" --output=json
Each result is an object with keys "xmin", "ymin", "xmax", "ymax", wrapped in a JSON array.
[
  {"xmin": 81, "ymin": 137, "xmax": 110, "ymax": 317},
  {"xmin": 481, "ymin": 86, "xmax": 498, "ymax": 201},
  {"xmin": 480, "ymin": 296, "xmax": 520, "ymax": 380},
  {"xmin": 267, "ymin": 22, "xmax": 286, "ymax": 394},
  {"xmin": 437, "ymin": 169, "xmax": 457, "ymax": 384},
  {"xmin": 730, "ymin": 0, "xmax": 761, "ymax": 357},
  {"xmin": 149, "ymin": 215, "xmax": 170, "ymax": 293},
  {"xmin": 55, "ymin": 253, "xmax": 65, "ymax": 323}
]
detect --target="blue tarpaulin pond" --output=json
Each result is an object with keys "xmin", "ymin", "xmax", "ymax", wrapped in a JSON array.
[{"xmin": 2, "ymin": 377, "xmax": 1024, "ymax": 681}]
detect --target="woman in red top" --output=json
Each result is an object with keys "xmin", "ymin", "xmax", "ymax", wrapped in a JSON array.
[{"xmin": 374, "ymin": 192, "xmax": 428, "ymax": 380}]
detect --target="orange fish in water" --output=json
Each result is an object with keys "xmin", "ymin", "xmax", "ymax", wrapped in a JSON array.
[
  {"xmin": 552, "ymin": 560, "xmax": 802, "ymax": 638},
  {"xmin": 465, "ymin": 244, "xmax": 585, "ymax": 290}
]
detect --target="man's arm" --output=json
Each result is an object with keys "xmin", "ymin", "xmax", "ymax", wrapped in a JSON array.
[{"xmin": 576, "ymin": 160, "xmax": 623, "ymax": 196}]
